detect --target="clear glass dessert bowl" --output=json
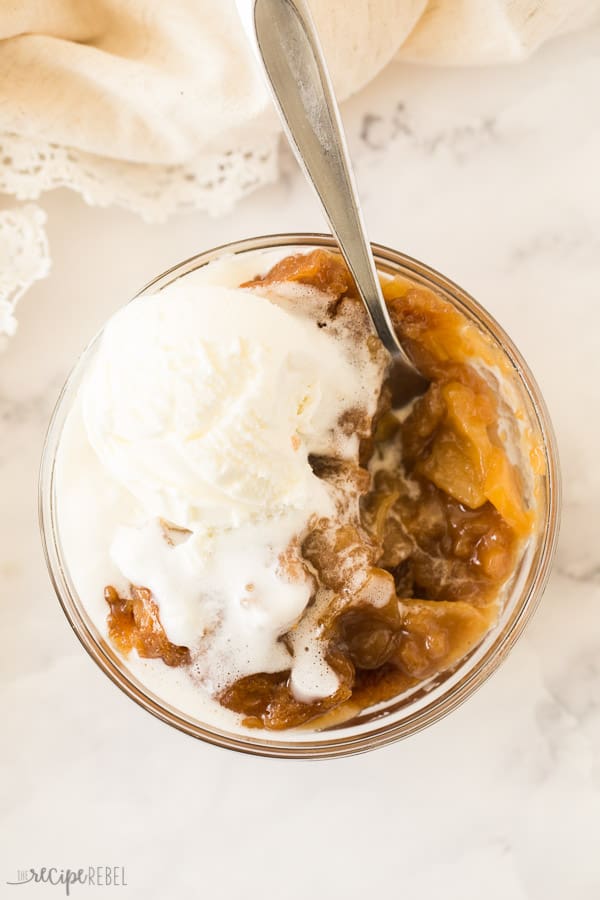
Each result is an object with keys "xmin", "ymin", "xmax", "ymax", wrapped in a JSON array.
[{"xmin": 39, "ymin": 233, "xmax": 561, "ymax": 759}]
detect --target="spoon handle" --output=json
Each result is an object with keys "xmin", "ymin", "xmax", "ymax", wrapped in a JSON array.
[{"xmin": 237, "ymin": 0, "xmax": 406, "ymax": 360}]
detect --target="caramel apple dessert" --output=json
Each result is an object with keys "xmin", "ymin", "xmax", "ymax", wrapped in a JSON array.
[{"xmin": 56, "ymin": 248, "xmax": 540, "ymax": 732}]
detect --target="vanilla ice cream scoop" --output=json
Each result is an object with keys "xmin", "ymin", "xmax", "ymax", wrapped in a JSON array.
[
  {"xmin": 59, "ymin": 259, "xmax": 390, "ymax": 706},
  {"xmin": 82, "ymin": 279, "xmax": 376, "ymax": 530}
]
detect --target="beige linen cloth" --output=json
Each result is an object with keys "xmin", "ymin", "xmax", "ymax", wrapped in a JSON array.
[
  {"xmin": 0, "ymin": 0, "xmax": 598, "ymax": 336},
  {"xmin": 1, "ymin": 0, "xmax": 598, "ymax": 211}
]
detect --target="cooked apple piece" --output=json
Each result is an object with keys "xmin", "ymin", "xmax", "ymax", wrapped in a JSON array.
[
  {"xmin": 394, "ymin": 598, "xmax": 498, "ymax": 678},
  {"xmin": 105, "ymin": 585, "xmax": 190, "ymax": 668},
  {"xmin": 242, "ymin": 249, "xmax": 356, "ymax": 299}
]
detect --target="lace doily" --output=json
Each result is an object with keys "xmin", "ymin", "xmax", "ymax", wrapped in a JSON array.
[
  {"xmin": 0, "ymin": 133, "xmax": 280, "ymax": 345},
  {"xmin": 0, "ymin": 204, "xmax": 50, "ymax": 342},
  {"xmin": 0, "ymin": 132, "xmax": 281, "ymax": 224}
]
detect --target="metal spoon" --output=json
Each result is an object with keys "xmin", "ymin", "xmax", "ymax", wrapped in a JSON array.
[{"xmin": 237, "ymin": 0, "xmax": 429, "ymax": 406}]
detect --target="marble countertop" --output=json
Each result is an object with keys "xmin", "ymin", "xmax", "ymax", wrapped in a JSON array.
[{"xmin": 2, "ymin": 26, "xmax": 599, "ymax": 900}]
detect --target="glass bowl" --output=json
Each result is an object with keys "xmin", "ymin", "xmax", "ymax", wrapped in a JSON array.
[{"xmin": 39, "ymin": 233, "xmax": 561, "ymax": 759}]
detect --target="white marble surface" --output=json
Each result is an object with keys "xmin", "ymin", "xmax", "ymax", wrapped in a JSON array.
[{"xmin": 2, "ymin": 26, "xmax": 600, "ymax": 900}]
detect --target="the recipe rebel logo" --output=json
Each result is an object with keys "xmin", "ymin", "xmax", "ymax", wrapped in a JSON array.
[{"xmin": 6, "ymin": 867, "xmax": 128, "ymax": 895}]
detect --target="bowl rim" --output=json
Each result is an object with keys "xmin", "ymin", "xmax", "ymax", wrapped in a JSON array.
[{"xmin": 39, "ymin": 232, "xmax": 562, "ymax": 759}]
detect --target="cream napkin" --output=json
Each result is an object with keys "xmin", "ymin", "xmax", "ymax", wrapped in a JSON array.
[
  {"xmin": 0, "ymin": 0, "xmax": 597, "ymax": 169},
  {"xmin": 0, "ymin": 0, "xmax": 598, "ymax": 339}
]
